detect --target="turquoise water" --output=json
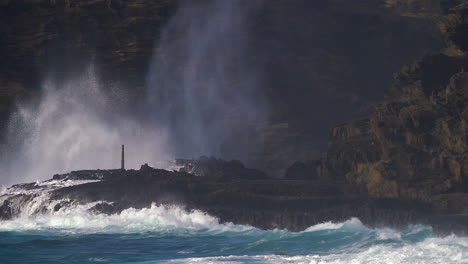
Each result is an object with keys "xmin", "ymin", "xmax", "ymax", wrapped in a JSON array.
[{"xmin": 0, "ymin": 204, "xmax": 467, "ymax": 264}]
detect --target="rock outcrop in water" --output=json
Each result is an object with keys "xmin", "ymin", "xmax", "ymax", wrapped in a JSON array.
[
  {"xmin": 1, "ymin": 2, "xmax": 468, "ymax": 235},
  {"xmin": 0, "ymin": 158, "xmax": 464, "ymax": 234}
]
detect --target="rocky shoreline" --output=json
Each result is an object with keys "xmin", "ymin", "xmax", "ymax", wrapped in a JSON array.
[
  {"xmin": 0, "ymin": 158, "xmax": 466, "ymax": 235},
  {"xmin": 1, "ymin": 2, "xmax": 468, "ymax": 235}
]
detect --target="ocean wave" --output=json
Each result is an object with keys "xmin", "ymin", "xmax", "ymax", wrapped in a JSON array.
[
  {"xmin": 0, "ymin": 201, "xmax": 378, "ymax": 236},
  {"xmin": 1, "ymin": 202, "xmax": 467, "ymax": 263},
  {"xmin": 163, "ymin": 235, "xmax": 468, "ymax": 264},
  {"xmin": 303, "ymin": 217, "xmax": 365, "ymax": 232},
  {"xmin": 0, "ymin": 201, "xmax": 435, "ymax": 240},
  {"xmin": 0, "ymin": 203, "xmax": 251, "ymax": 233}
]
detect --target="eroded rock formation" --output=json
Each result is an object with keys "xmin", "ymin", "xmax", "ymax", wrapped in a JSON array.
[
  {"xmin": 1, "ymin": 1, "xmax": 468, "ymax": 235},
  {"xmin": 0, "ymin": 0, "xmax": 456, "ymax": 175},
  {"xmin": 291, "ymin": 2, "xmax": 468, "ymax": 221}
]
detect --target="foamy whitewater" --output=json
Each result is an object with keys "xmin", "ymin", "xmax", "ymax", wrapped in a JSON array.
[
  {"xmin": 0, "ymin": 0, "xmax": 466, "ymax": 262},
  {"xmin": 0, "ymin": 180, "xmax": 467, "ymax": 264}
]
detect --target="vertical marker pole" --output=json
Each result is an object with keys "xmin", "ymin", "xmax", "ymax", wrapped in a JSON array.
[{"xmin": 121, "ymin": 144, "xmax": 125, "ymax": 170}]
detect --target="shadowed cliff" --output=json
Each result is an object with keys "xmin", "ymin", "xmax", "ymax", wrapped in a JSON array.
[
  {"xmin": 0, "ymin": 0, "xmax": 457, "ymax": 176},
  {"xmin": 1, "ymin": 1, "xmax": 468, "ymax": 235},
  {"xmin": 286, "ymin": 2, "xmax": 468, "ymax": 225}
]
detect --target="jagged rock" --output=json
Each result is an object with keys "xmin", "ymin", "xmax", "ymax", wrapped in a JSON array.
[
  {"xmin": 0, "ymin": 163, "xmax": 460, "ymax": 234},
  {"xmin": 439, "ymin": 2, "xmax": 468, "ymax": 56},
  {"xmin": 176, "ymin": 157, "xmax": 269, "ymax": 181},
  {"xmin": 2, "ymin": 1, "xmax": 468, "ymax": 235},
  {"xmin": 0, "ymin": 0, "xmax": 458, "ymax": 175},
  {"xmin": 89, "ymin": 202, "xmax": 118, "ymax": 215},
  {"xmin": 284, "ymin": 161, "xmax": 319, "ymax": 180},
  {"xmin": 53, "ymin": 170, "xmax": 116, "ymax": 181},
  {"xmin": 331, "ymin": 69, "xmax": 468, "ymax": 201},
  {"xmin": 0, "ymin": 200, "xmax": 12, "ymax": 220},
  {"xmin": 284, "ymin": 3, "xmax": 468, "ymax": 224}
]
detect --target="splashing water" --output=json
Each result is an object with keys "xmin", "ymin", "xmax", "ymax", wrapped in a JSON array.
[
  {"xmin": 144, "ymin": 0, "xmax": 268, "ymax": 159},
  {"xmin": 0, "ymin": 65, "xmax": 172, "ymax": 186},
  {"xmin": 0, "ymin": 1, "xmax": 466, "ymax": 262},
  {"xmin": 0, "ymin": 0, "xmax": 267, "ymax": 187},
  {"xmin": 1, "ymin": 179, "xmax": 465, "ymax": 263},
  {"xmin": 0, "ymin": 203, "xmax": 248, "ymax": 234},
  {"xmin": 0, "ymin": 200, "xmax": 467, "ymax": 264}
]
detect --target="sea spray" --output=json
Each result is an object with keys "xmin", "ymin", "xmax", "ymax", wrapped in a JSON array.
[
  {"xmin": 0, "ymin": 203, "xmax": 467, "ymax": 264},
  {"xmin": 144, "ymin": 0, "xmax": 268, "ymax": 160},
  {"xmin": 0, "ymin": 178, "xmax": 466, "ymax": 264},
  {"xmin": 0, "ymin": 0, "xmax": 268, "ymax": 187},
  {"xmin": 0, "ymin": 203, "xmax": 248, "ymax": 233},
  {"xmin": 0, "ymin": 65, "xmax": 171, "ymax": 186}
]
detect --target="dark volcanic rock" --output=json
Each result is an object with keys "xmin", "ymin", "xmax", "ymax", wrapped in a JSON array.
[
  {"xmin": 317, "ymin": 57, "xmax": 468, "ymax": 202},
  {"xmin": 0, "ymin": 200, "xmax": 13, "ymax": 220},
  {"xmin": 284, "ymin": 3, "xmax": 468, "ymax": 232},
  {"xmin": 439, "ymin": 2, "xmax": 468, "ymax": 56},
  {"xmin": 1, "ymin": 155, "xmax": 467, "ymax": 234},
  {"xmin": 4, "ymin": 163, "xmax": 461, "ymax": 234},
  {"xmin": 176, "ymin": 157, "xmax": 269, "ymax": 180},
  {"xmin": 52, "ymin": 169, "xmax": 121, "ymax": 181},
  {"xmin": 284, "ymin": 161, "xmax": 319, "ymax": 180},
  {"xmin": 0, "ymin": 0, "xmax": 457, "ymax": 175},
  {"xmin": 2, "ymin": 1, "xmax": 468, "ymax": 235}
]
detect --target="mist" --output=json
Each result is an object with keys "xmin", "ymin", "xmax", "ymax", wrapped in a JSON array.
[
  {"xmin": 144, "ymin": 0, "xmax": 267, "ymax": 159},
  {"xmin": 0, "ymin": 0, "xmax": 267, "ymax": 186},
  {"xmin": 0, "ymin": 65, "xmax": 171, "ymax": 186}
]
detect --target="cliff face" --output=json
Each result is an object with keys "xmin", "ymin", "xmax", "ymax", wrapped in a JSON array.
[
  {"xmin": 1, "ymin": 1, "xmax": 468, "ymax": 234},
  {"xmin": 0, "ymin": 0, "xmax": 176, "ymax": 121},
  {"xmin": 292, "ymin": 4, "xmax": 468, "ymax": 216},
  {"xmin": 0, "ymin": 0, "xmax": 456, "ymax": 176}
]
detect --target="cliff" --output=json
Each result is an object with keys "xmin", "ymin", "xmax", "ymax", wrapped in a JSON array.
[
  {"xmin": 1, "ymin": 1, "xmax": 468, "ymax": 234},
  {"xmin": 288, "ymin": 3, "xmax": 468, "ymax": 222},
  {"xmin": 0, "ymin": 0, "xmax": 458, "ymax": 175}
]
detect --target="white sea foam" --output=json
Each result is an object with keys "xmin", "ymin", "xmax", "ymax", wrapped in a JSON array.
[
  {"xmin": 404, "ymin": 224, "xmax": 431, "ymax": 236},
  {"xmin": 0, "ymin": 176, "xmax": 103, "ymax": 218},
  {"xmin": 303, "ymin": 217, "xmax": 365, "ymax": 233},
  {"xmin": 0, "ymin": 180, "xmax": 466, "ymax": 264},
  {"xmin": 0, "ymin": 185, "xmax": 6, "ymax": 195},
  {"xmin": 0, "ymin": 203, "xmax": 252, "ymax": 233},
  {"xmin": 0, "ymin": 175, "xmax": 249, "ymax": 233},
  {"xmin": 1, "ymin": 198, "xmax": 467, "ymax": 264},
  {"xmin": 376, "ymin": 227, "xmax": 402, "ymax": 241},
  {"xmin": 0, "ymin": 197, "xmax": 419, "ymax": 238},
  {"xmin": 165, "ymin": 235, "xmax": 468, "ymax": 264},
  {"xmin": 0, "ymin": 177, "xmax": 374, "ymax": 236},
  {"xmin": 0, "ymin": 178, "xmax": 370, "ymax": 235}
]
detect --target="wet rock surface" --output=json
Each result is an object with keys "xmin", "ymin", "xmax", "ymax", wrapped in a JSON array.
[
  {"xmin": 175, "ymin": 157, "xmax": 269, "ymax": 180},
  {"xmin": 0, "ymin": 160, "xmax": 465, "ymax": 235},
  {"xmin": 1, "ymin": 1, "xmax": 468, "ymax": 235}
]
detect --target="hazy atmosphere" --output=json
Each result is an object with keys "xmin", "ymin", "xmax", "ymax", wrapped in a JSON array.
[
  {"xmin": 1, "ymin": 0, "xmax": 468, "ymax": 263},
  {"xmin": 0, "ymin": 0, "xmax": 447, "ymax": 185},
  {"xmin": 1, "ymin": 0, "xmax": 269, "ymax": 185}
]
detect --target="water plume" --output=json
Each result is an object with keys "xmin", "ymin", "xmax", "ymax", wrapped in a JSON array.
[
  {"xmin": 0, "ymin": 0, "xmax": 267, "ymax": 186},
  {"xmin": 144, "ymin": 0, "xmax": 267, "ymax": 159},
  {"xmin": 0, "ymin": 65, "xmax": 170, "ymax": 186}
]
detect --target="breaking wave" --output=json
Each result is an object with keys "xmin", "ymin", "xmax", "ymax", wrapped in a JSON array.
[
  {"xmin": 0, "ymin": 203, "xmax": 250, "ymax": 233},
  {"xmin": 0, "ymin": 200, "xmax": 467, "ymax": 263},
  {"xmin": 168, "ymin": 239, "xmax": 468, "ymax": 264},
  {"xmin": 0, "ymin": 179, "xmax": 467, "ymax": 263}
]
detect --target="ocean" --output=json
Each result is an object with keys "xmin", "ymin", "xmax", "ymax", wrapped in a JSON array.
[{"xmin": 0, "ymin": 203, "xmax": 467, "ymax": 264}]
